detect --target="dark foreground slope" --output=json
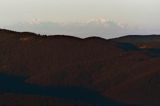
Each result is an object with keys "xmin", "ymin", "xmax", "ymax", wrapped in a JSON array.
[{"xmin": 1, "ymin": 29, "xmax": 160, "ymax": 105}]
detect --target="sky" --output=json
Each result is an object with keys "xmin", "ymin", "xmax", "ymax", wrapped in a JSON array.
[{"xmin": 0, "ymin": 0, "xmax": 160, "ymax": 38}]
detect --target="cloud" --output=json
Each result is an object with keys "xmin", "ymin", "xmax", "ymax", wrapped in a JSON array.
[
  {"xmin": 29, "ymin": 18, "xmax": 42, "ymax": 25},
  {"xmin": 5, "ymin": 18, "xmax": 143, "ymax": 38}
]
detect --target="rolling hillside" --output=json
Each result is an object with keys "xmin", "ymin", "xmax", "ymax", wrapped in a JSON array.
[{"xmin": 1, "ymin": 29, "xmax": 160, "ymax": 105}]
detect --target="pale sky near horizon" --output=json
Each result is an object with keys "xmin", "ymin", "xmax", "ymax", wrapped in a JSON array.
[{"xmin": 0, "ymin": 0, "xmax": 160, "ymax": 38}]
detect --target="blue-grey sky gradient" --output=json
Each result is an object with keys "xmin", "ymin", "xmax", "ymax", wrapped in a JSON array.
[{"xmin": 1, "ymin": 0, "xmax": 160, "ymax": 38}]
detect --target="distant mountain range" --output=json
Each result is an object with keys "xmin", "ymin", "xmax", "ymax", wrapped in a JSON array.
[
  {"xmin": 5, "ymin": 20, "xmax": 140, "ymax": 38},
  {"xmin": 1, "ymin": 29, "xmax": 160, "ymax": 105}
]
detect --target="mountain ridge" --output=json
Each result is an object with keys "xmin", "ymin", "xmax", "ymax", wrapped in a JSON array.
[{"xmin": 1, "ymin": 28, "xmax": 160, "ymax": 105}]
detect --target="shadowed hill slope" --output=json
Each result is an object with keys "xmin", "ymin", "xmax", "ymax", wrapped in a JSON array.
[{"xmin": 1, "ymin": 29, "xmax": 160, "ymax": 105}]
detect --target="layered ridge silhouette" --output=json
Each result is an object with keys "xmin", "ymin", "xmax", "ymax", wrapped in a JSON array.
[{"xmin": 0, "ymin": 29, "xmax": 160, "ymax": 105}]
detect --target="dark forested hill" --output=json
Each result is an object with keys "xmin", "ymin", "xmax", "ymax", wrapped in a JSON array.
[{"xmin": 1, "ymin": 29, "xmax": 160, "ymax": 105}]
